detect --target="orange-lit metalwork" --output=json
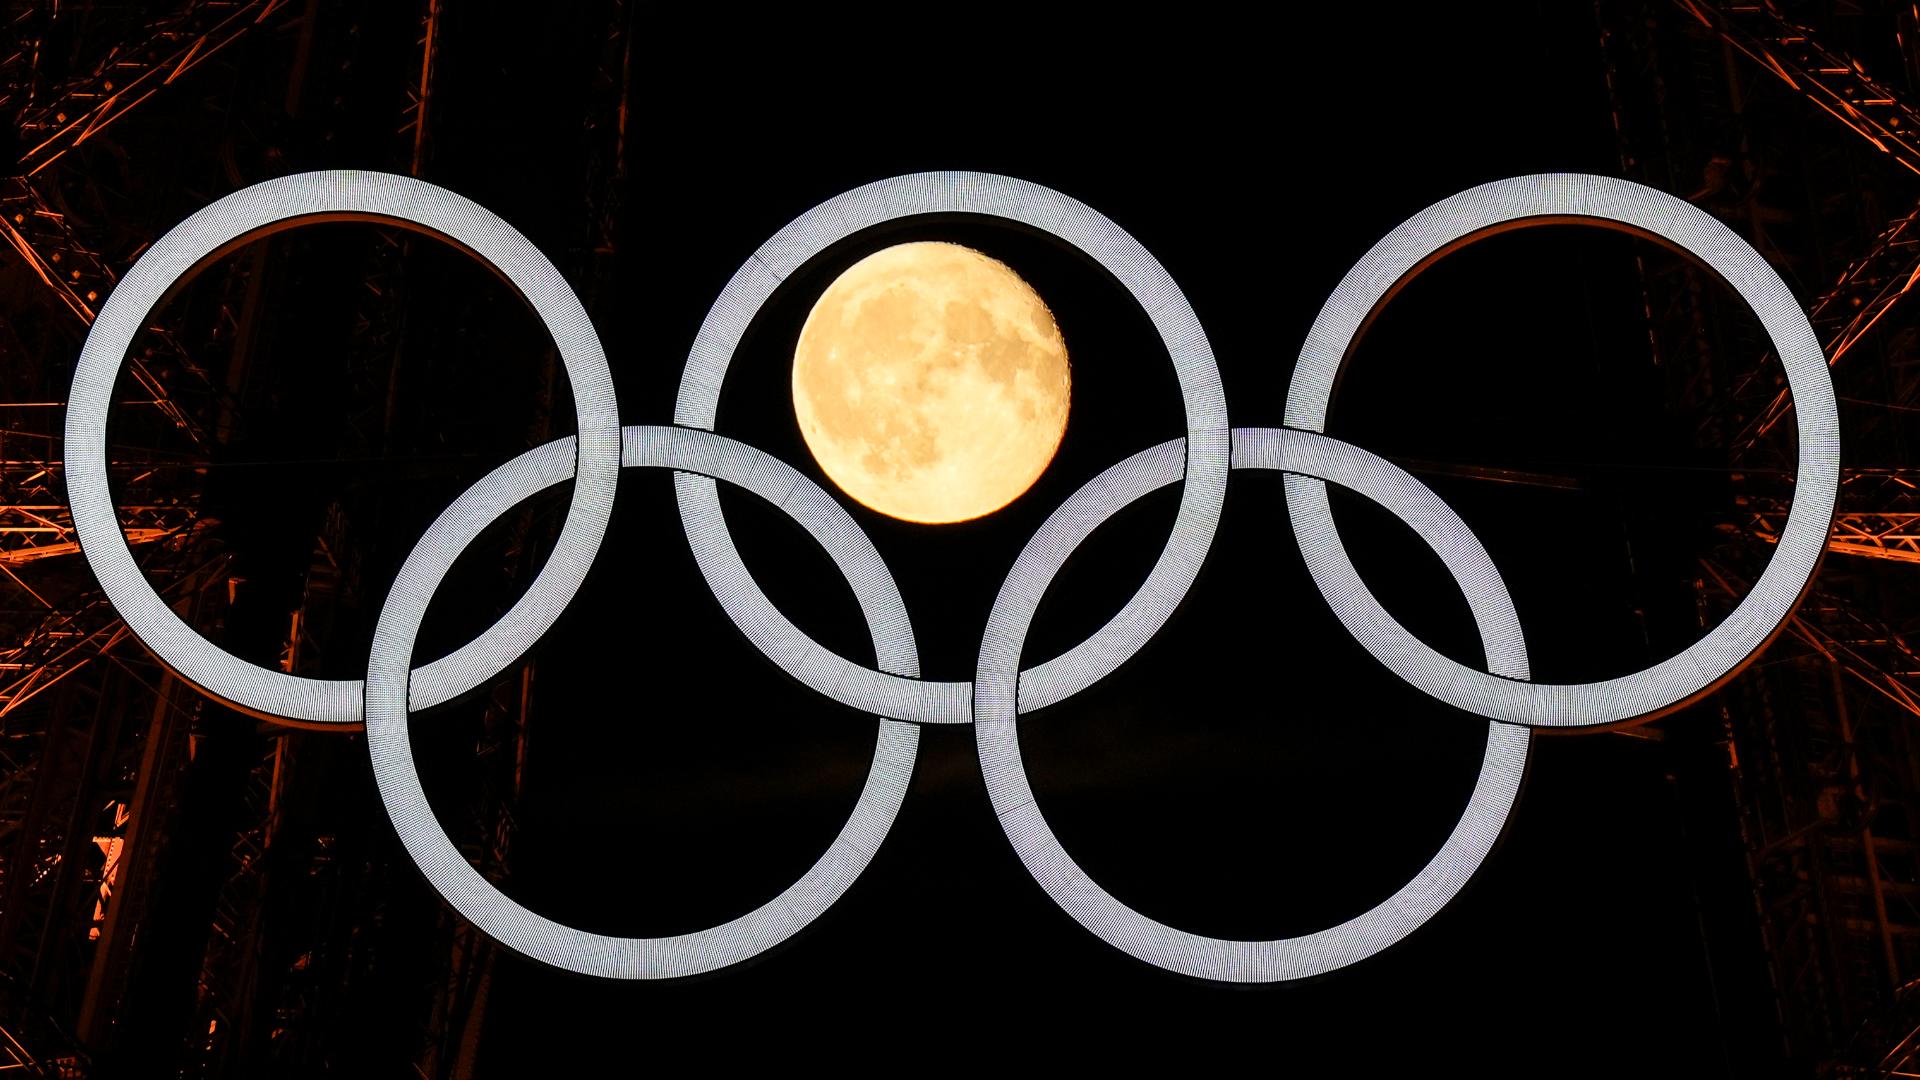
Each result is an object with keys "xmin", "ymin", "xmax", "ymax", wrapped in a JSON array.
[
  {"xmin": 2, "ymin": 0, "xmax": 294, "ymax": 179},
  {"xmin": 1608, "ymin": 4, "xmax": 1920, "ymax": 1066}
]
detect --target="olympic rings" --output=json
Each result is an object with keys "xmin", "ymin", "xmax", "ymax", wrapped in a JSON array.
[{"xmin": 63, "ymin": 169, "xmax": 1838, "ymax": 983}]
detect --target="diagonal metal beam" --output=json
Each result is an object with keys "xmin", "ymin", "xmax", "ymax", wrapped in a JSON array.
[
  {"xmin": 1703, "ymin": 558, "xmax": 1920, "ymax": 722},
  {"xmin": 1678, "ymin": 1, "xmax": 1920, "ymax": 179},
  {"xmin": 11, "ymin": 0, "xmax": 296, "ymax": 178},
  {"xmin": 1675, "ymin": 3, "xmax": 1920, "ymax": 464},
  {"xmin": 1724, "ymin": 201, "xmax": 1920, "ymax": 460}
]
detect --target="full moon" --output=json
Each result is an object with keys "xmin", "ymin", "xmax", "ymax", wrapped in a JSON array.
[{"xmin": 792, "ymin": 241, "xmax": 1071, "ymax": 524}]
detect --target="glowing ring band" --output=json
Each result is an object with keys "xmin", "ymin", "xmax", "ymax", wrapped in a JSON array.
[
  {"xmin": 365, "ymin": 425, "xmax": 920, "ymax": 979},
  {"xmin": 975, "ymin": 428, "xmax": 1530, "ymax": 982},
  {"xmin": 63, "ymin": 170, "xmax": 623, "ymax": 726},
  {"xmin": 62, "ymin": 169, "xmax": 1842, "ymax": 984},
  {"xmin": 673, "ymin": 171, "xmax": 1230, "ymax": 724},
  {"xmin": 1284, "ymin": 173, "xmax": 1840, "ymax": 727}
]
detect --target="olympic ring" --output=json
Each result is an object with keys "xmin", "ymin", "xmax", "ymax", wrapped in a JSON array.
[
  {"xmin": 673, "ymin": 172, "xmax": 1229, "ymax": 723},
  {"xmin": 367, "ymin": 427, "xmax": 920, "ymax": 978},
  {"xmin": 975, "ymin": 429, "xmax": 1530, "ymax": 982},
  {"xmin": 63, "ymin": 169, "xmax": 1839, "ymax": 983},
  {"xmin": 65, "ymin": 171, "xmax": 624, "ymax": 726},
  {"xmin": 1284, "ymin": 173, "xmax": 1839, "ymax": 727}
]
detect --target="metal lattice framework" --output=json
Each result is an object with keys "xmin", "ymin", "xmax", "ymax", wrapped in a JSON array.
[
  {"xmin": 1603, "ymin": 1, "xmax": 1920, "ymax": 1070},
  {"xmin": 4, "ymin": 0, "xmax": 292, "ymax": 179},
  {"xmin": 0, "ymin": 3, "xmax": 305, "ymax": 1072}
]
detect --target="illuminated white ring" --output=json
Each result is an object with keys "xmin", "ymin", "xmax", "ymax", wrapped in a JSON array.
[
  {"xmin": 673, "ymin": 171, "xmax": 1229, "ymax": 725},
  {"xmin": 365, "ymin": 424, "xmax": 921, "ymax": 979},
  {"xmin": 975, "ymin": 428, "xmax": 1530, "ymax": 983},
  {"xmin": 63, "ymin": 170, "xmax": 622, "ymax": 726},
  {"xmin": 1284, "ymin": 173, "xmax": 1839, "ymax": 727}
]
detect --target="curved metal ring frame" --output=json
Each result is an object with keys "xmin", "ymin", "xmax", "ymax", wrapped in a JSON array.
[{"xmin": 63, "ymin": 170, "xmax": 1838, "ymax": 982}]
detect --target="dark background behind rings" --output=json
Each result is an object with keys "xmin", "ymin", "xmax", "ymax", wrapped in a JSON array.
[{"xmin": 139, "ymin": 4, "xmax": 1769, "ymax": 1074}]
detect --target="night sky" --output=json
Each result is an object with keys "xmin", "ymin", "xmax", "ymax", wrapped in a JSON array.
[{"xmin": 102, "ymin": 4, "xmax": 1793, "ymax": 1074}]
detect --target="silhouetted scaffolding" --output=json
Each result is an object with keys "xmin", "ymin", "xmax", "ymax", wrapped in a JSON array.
[{"xmin": 1602, "ymin": 1, "xmax": 1920, "ymax": 1072}]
